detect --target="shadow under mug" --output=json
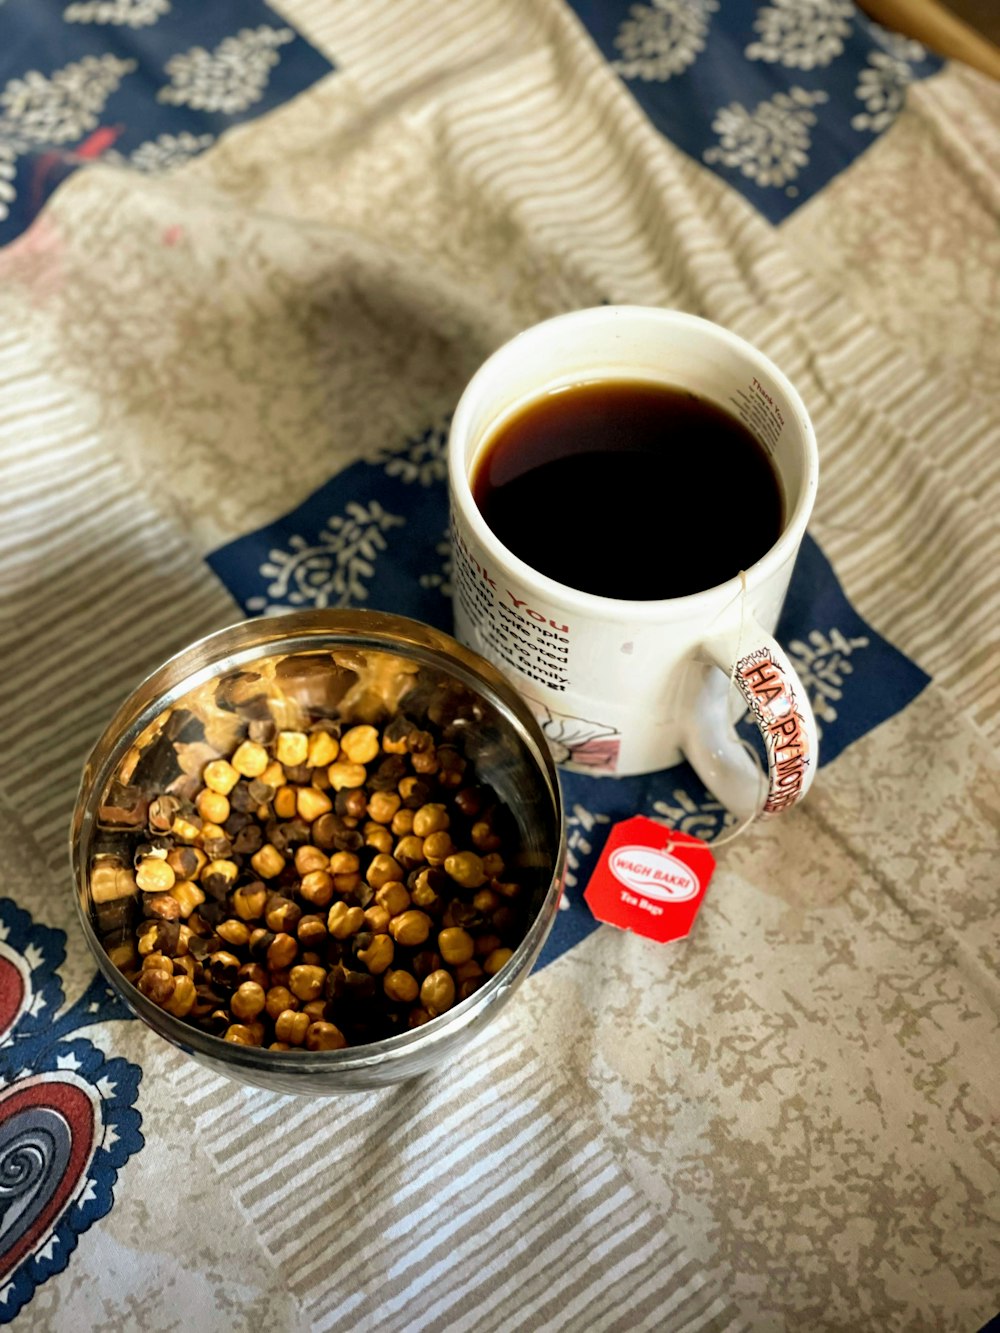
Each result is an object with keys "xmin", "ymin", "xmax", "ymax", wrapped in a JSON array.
[{"xmin": 446, "ymin": 306, "xmax": 819, "ymax": 822}]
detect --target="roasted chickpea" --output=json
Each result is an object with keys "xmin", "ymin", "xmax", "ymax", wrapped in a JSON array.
[
  {"xmin": 306, "ymin": 1021, "xmax": 347, "ymax": 1051},
  {"xmin": 216, "ymin": 918, "xmax": 251, "ymax": 948},
  {"xmin": 232, "ymin": 882, "xmax": 268, "ymax": 920},
  {"xmin": 484, "ymin": 947, "xmax": 514, "ymax": 975},
  {"xmin": 438, "ymin": 927, "xmax": 475, "ymax": 965},
  {"xmin": 367, "ymin": 854, "xmax": 404, "ymax": 890},
  {"xmin": 289, "ymin": 964, "xmax": 327, "ymax": 1002},
  {"xmin": 230, "ymin": 980, "xmax": 266, "ymax": 1021},
  {"xmin": 276, "ymin": 731, "xmax": 309, "ymax": 767},
  {"xmin": 420, "ymin": 969, "xmax": 456, "ymax": 1016},
  {"xmin": 166, "ymin": 845, "xmax": 205, "ymax": 880},
  {"xmin": 410, "ymin": 878, "xmax": 441, "ymax": 912},
  {"xmin": 364, "ymin": 904, "xmax": 391, "ymax": 934},
  {"xmin": 224, "ymin": 1024, "xmax": 257, "ymax": 1045},
  {"xmin": 170, "ymin": 880, "xmax": 205, "ymax": 919},
  {"xmin": 136, "ymin": 857, "xmax": 175, "ymax": 894},
  {"xmin": 444, "ymin": 851, "xmax": 486, "ymax": 888},
  {"xmin": 297, "ymin": 913, "xmax": 328, "ymax": 948},
  {"xmin": 203, "ymin": 760, "xmax": 240, "ymax": 796},
  {"xmin": 356, "ymin": 933, "xmax": 394, "ymax": 975},
  {"xmin": 164, "ymin": 975, "xmax": 196, "ymax": 1018},
  {"xmin": 340, "ymin": 725, "xmax": 380, "ymax": 765},
  {"xmin": 267, "ymin": 933, "xmax": 298, "ymax": 971},
  {"xmin": 364, "ymin": 822, "xmax": 394, "ymax": 854},
  {"xmin": 394, "ymin": 835, "xmax": 426, "ymax": 870},
  {"xmin": 389, "ymin": 910, "xmax": 432, "ymax": 947},
  {"xmin": 231, "ymin": 740, "xmax": 270, "ymax": 778},
  {"xmin": 297, "ymin": 787, "xmax": 333, "ymax": 822},
  {"xmin": 473, "ymin": 888, "xmax": 501, "ymax": 915},
  {"xmin": 251, "ymin": 844, "xmax": 285, "ymax": 879},
  {"xmin": 273, "ymin": 786, "xmax": 298, "ymax": 820},
  {"xmin": 383, "ymin": 969, "xmax": 419, "ymax": 1003},
  {"xmin": 196, "ymin": 789, "xmax": 230, "ymax": 825},
  {"xmin": 422, "ymin": 831, "xmax": 455, "ymax": 866},
  {"xmin": 471, "ymin": 820, "xmax": 502, "ymax": 852},
  {"xmin": 327, "ymin": 761, "xmax": 368, "ymax": 791},
  {"xmin": 390, "ymin": 808, "xmax": 415, "ymax": 837},
  {"xmin": 144, "ymin": 892, "xmax": 180, "ymax": 922},
  {"xmin": 137, "ymin": 968, "xmax": 175, "ymax": 1004},
  {"xmin": 413, "ymin": 804, "xmax": 450, "ymax": 838},
  {"xmin": 171, "ymin": 813, "xmax": 203, "ymax": 843},
  {"xmin": 327, "ymin": 902, "xmax": 365, "ymax": 939},
  {"xmin": 307, "ymin": 731, "xmax": 340, "ymax": 767},
  {"xmin": 275, "ymin": 1009, "xmax": 310, "ymax": 1045},
  {"xmin": 299, "ymin": 870, "xmax": 334, "ymax": 908},
  {"xmin": 374, "ymin": 882, "xmax": 410, "ymax": 917},
  {"xmin": 294, "ymin": 844, "xmax": 329, "ymax": 876},
  {"xmin": 367, "ymin": 790, "xmax": 401, "ymax": 824}
]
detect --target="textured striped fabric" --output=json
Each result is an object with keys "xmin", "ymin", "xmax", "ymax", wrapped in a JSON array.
[
  {"xmin": 1, "ymin": 0, "xmax": 998, "ymax": 1329},
  {"xmin": 162, "ymin": 1028, "xmax": 741, "ymax": 1333},
  {"xmin": 0, "ymin": 327, "xmax": 238, "ymax": 871}
]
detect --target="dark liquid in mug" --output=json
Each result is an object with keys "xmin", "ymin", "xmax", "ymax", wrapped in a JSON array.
[{"xmin": 471, "ymin": 380, "xmax": 784, "ymax": 600}]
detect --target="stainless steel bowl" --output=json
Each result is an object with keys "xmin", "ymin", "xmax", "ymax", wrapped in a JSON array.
[{"xmin": 70, "ymin": 611, "xmax": 564, "ymax": 1095}]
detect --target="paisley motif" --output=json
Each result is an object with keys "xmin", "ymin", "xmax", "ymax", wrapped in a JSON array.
[
  {"xmin": 0, "ymin": 1077, "xmax": 97, "ymax": 1283},
  {"xmin": 0, "ymin": 899, "xmax": 142, "ymax": 1324}
]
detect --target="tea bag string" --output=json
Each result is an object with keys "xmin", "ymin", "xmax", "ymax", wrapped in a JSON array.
[{"xmin": 663, "ymin": 569, "xmax": 766, "ymax": 855}]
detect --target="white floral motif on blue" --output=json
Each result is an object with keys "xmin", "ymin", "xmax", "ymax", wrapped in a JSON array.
[
  {"xmin": 612, "ymin": 0, "xmax": 719, "ymax": 82},
  {"xmin": 63, "ymin": 0, "xmax": 171, "ymax": 27},
  {"xmin": 104, "ymin": 130, "xmax": 214, "ymax": 172},
  {"xmin": 377, "ymin": 419, "xmax": 451, "ymax": 489},
  {"xmin": 651, "ymin": 791, "xmax": 735, "ymax": 843},
  {"xmin": 245, "ymin": 501, "xmax": 404, "ymax": 616},
  {"xmin": 746, "ymin": 0, "xmax": 853, "ymax": 71},
  {"xmin": 418, "ymin": 532, "xmax": 453, "ymax": 599},
  {"xmin": 157, "ymin": 26, "xmax": 296, "ymax": 116},
  {"xmin": 567, "ymin": 1, "xmax": 942, "ymax": 222},
  {"xmin": 851, "ymin": 51, "xmax": 915, "ymax": 133},
  {"xmin": 0, "ymin": 0, "xmax": 333, "ymax": 244},
  {"xmin": 704, "ymin": 87, "xmax": 828, "ymax": 191}
]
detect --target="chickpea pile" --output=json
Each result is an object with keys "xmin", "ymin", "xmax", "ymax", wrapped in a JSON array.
[{"xmin": 101, "ymin": 712, "xmax": 526, "ymax": 1050}]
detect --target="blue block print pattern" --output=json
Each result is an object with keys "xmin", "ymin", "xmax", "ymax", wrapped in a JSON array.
[
  {"xmin": 566, "ymin": 1, "xmax": 942, "ymax": 223},
  {"xmin": 0, "ymin": 899, "xmax": 143, "ymax": 1323},
  {"xmin": 207, "ymin": 418, "xmax": 930, "ymax": 968},
  {"xmin": 0, "ymin": 0, "xmax": 333, "ymax": 246}
]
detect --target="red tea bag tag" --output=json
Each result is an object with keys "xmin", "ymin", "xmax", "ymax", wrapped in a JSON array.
[{"xmin": 583, "ymin": 815, "xmax": 715, "ymax": 944}]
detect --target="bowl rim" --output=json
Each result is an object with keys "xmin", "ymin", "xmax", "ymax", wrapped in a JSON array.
[{"xmin": 70, "ymin": 609, "xmax": 566, "ymax": 1076}]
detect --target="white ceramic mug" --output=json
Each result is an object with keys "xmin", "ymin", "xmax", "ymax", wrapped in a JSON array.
[{"xmin": 447, "ymin": 307, "xmax": 819, "ymax": 820}]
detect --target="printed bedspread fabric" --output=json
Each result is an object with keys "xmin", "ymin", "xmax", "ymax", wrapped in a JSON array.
[{"xmin": 0, "ymin": 1, "xmax": 998, "ymax": 1329}]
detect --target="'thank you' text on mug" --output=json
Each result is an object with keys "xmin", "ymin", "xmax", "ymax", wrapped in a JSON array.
[{"xmin": 451, "ymin": 516, "xmax": 572, "ymax": 692}]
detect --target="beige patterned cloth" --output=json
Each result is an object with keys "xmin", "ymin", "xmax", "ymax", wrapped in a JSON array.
[{"xmin": 1, "ymin": 2, "xmax": 998, "ymax": 1329}]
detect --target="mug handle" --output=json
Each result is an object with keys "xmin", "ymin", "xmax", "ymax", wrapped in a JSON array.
[{"xmin": 681, "ymin": 619, "xmax": 818, "ymax": 822}]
